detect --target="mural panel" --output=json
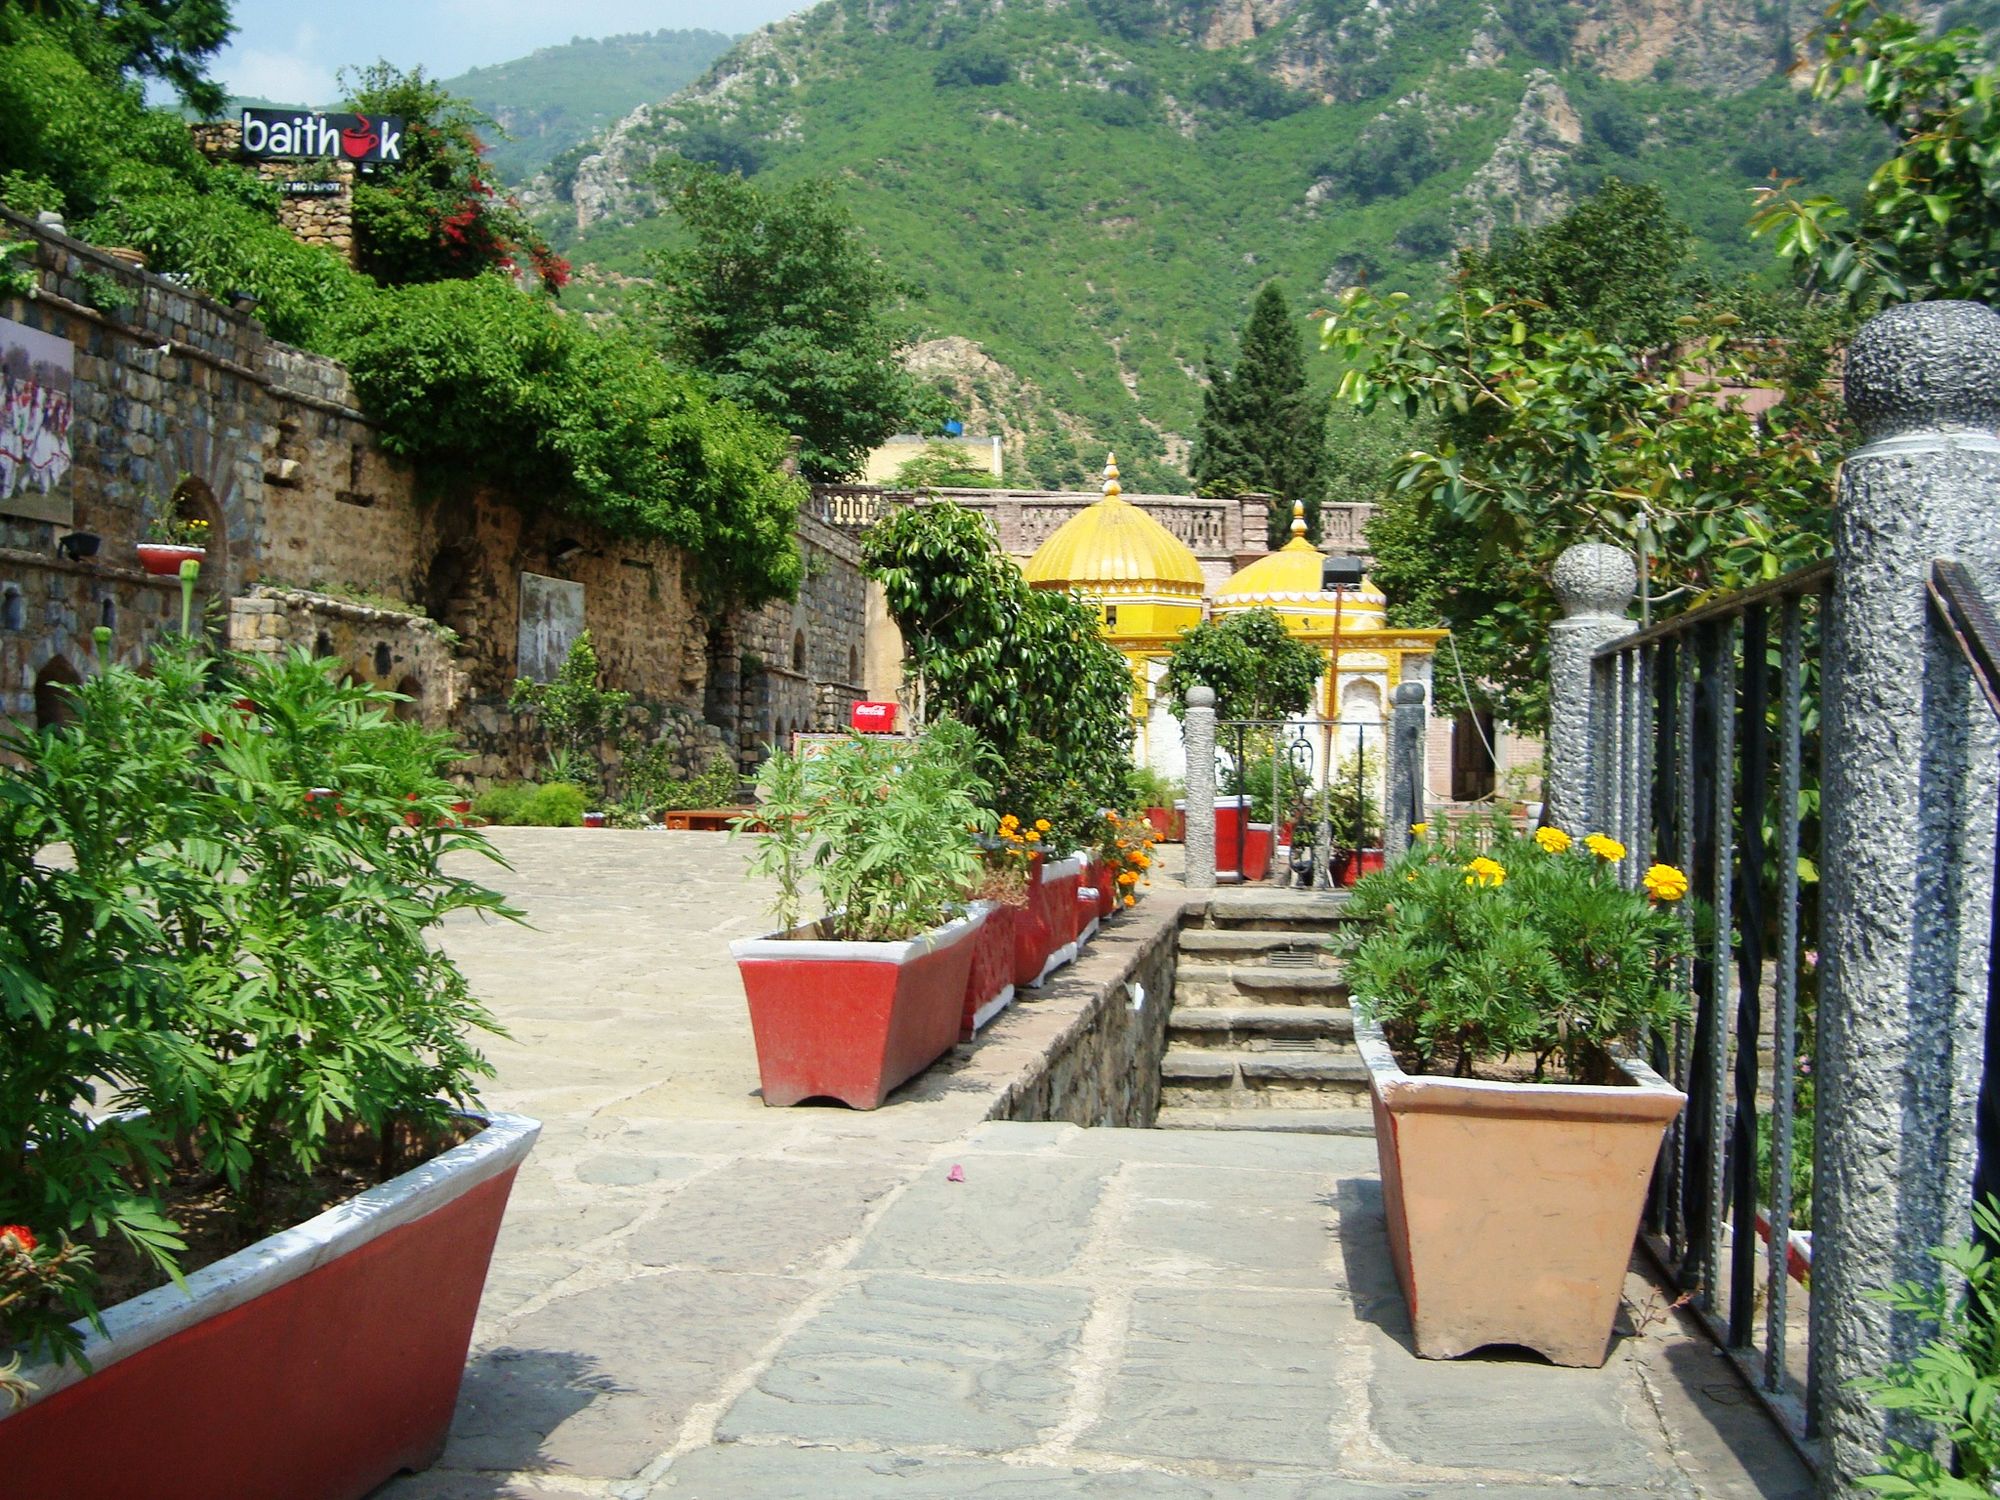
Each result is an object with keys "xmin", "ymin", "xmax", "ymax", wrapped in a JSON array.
[{"xmin": 1, "ymin": 318, "xmax": 75, "ymax": 526}]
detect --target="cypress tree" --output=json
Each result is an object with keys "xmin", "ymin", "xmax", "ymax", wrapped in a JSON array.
[{"xmin": 1190, "ymin": 282, "xmax": 1329, "ymax": 548}]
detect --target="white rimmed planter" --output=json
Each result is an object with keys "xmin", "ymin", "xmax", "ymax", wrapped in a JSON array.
[
  {"xmin": 1355, "ymin": 1012, "xmax": 1684, "ymax": 1367},
  {"xmin": 0, "ymin": 1110, "xmax": 540, "ymax": 1499},
  {"xmin": 731, "ymin": 906, "xmax": 985, "ymax": 1108},
  {"xmin": 1030, "ymin": 853, "xmax": 1086, "ymax": 986}
]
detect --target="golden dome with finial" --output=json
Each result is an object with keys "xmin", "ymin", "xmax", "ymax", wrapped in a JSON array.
[
  {"xmin": 1213, "ymin": 498, "xmax": 1387, "ymax": 632},
  {"xmin": 1023, "ymin": 453, "xmax": 1206, "ymax": 598}
]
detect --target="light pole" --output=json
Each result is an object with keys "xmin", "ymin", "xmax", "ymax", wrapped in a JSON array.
[{"xmin": 1320, "ymin": 555, "xmax": 1366, "ymax": 885}]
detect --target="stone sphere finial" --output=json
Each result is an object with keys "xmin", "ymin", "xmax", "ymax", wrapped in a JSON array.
[
  {"xmin": 1392, "ymin": 681, "xmax": 1425, "ymax": 707},
  {"xmin": 1188, "ymin": 685, "xmax": 1216, "ymax": 709},
  {"xmin": 1846, "ymin": 300, "xmax": 2000, "ymax": 443},
  {"xmin": 1551, "ymin": 542, "xmax": 1638, "ymax": 620}
]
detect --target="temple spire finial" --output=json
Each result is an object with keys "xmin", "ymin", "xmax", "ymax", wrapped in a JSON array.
[
  {"xmin": 1289, "ymin": 497, "xmax": 1307, "ymax": 540},
  {"xmin": 1102, "ymin": 452, "xmax": 1121, "ymax": 500}
]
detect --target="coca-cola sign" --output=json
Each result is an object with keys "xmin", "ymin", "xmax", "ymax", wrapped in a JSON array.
[{"xmin": 239, "ymin": 109, "xmax": 404, "ymax": 163}]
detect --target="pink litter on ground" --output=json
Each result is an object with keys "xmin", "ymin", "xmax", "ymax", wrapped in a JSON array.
[{"xmin": 947, "ymin": 1164, "xmax": 965, "ymax": 1182}]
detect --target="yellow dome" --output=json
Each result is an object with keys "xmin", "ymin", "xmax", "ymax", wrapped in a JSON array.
[
  {"xmin": 1023, "ymin": 455, "xmax": 1204, "ymax": 598},
  {"xmin": 1213, "ymin": 502, "xmax": 1386, "ymax": 632}
]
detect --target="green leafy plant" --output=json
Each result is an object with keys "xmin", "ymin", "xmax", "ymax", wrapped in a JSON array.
[
  {"xmin": 0, "ymin": 639, "xmax": 514, "ymax": 1372},
  {"xmin": 737, "ymin": 719, "xmax": 991, "ymax": 941},
  {"xmin": 1342, "ymin": 823, "xmax": 1691, "ymax": 1082},
  {"xmin": 1125, "ymin": 764, "xmax": 1179, "ymax": 810},
  {"xmin": 518, "ymin": 782, "xmax": 586, "ymax": 827},
  {"xmin": 509, "ymin": 632, "xmax": 631, "ymax": 795},
  {"xmin": 623, "ymin": 745, "xmax": 738, "ymax": 813},
  {"xmin": 471, "ymin": 781, "xmax": 535, "ymax": 825},
  {"xmin": 1855, "ymin": 1198, "xmax": 2000, "ymax": 1497},
  {"xmin": 1161, "ymin": 608, "xmax": 1322, "ymax": 724}
]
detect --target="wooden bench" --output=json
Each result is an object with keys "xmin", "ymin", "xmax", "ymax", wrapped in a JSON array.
[{"xmin": 661, "ymin": 807, "xmax": 760, "ymax": 832}]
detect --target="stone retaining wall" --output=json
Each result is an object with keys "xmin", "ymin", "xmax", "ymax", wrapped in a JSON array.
[{"xmin": 983, "ymin": 896, "xmax": 1183, "ymax": 1128}]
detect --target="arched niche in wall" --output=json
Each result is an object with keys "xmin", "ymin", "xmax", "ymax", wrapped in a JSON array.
[
  {"xmin": 34, "ymin": 655, "xmax": 81, "ymax": 729},
  {"xmin": 1, "ymin": 585, "xmax": 23, "ymax": 632},
  {"xmin": 393, "ymin": 674, "xmax": 422, "ymax": 723},
  {"xmin": 168, "ymin": 475, "xmax": 227, "ymax": 583},
  {"xmin": 791, "ymin": 630, "xmax": 807, "ymax": 675},
  {"xmin": 422, "ymin": 545, "xmax": 477, "ymax": 639}
]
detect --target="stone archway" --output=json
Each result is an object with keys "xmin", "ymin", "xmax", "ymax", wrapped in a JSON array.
[{"xmin": 169, "ymin": 475, "xmax": 228, "ymax": 583}]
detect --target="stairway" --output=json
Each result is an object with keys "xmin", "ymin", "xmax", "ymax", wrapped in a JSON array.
[{"xmin": 1156, "ymin": 889, "xmax": 1374, "ymax": 1135}]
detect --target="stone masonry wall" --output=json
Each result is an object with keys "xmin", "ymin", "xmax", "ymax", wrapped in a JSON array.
[
  {"xmin": 0, "ymin": 212, "xmax": 870, "ymax": 780},
  {"xmin": 986, "ymin": 897, "xmax": 1181, "ymax": 1128}
]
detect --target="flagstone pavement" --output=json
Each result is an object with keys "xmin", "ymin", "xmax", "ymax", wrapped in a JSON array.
[{"xmin": 371, "ymin": 828, "xmax": 1816, "ymax": 1500}]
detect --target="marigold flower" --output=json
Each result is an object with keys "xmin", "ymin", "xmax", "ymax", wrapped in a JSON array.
[
  {"xmin": 1025, "ymin": 830, "xmax": 1041, "ymax": 842},
  {"xmin": 1123, "ymin": 895, "xmax": 1136, "ymax": 907},
  {"xmin": 1409, "ymin": 822, "xmax": 1427, "ymax": 838},
  {"xmin": 1034, "ymin": 819, "xmax": 1051, "ymax": 833},
  {"xmin": 1463, "ymin": 856, "xmax": 1506, "ymax": 888},
  {"xmin": 1584, "ymin": 833, "xmax": 1626, "ymax": 862},
  {"xmin": 0, "ymin": 1224, "xmax": 37, "ymax": 1255},
  {"xmin": 1000, "ymin": 814, "xmax": 1019, "ymax": 829},
  {"xmin": 1643, "ymin": 863, "xmax": 1690, "ymax": 903},
  {"xmin": 1118, "ymin": 870, "xmax": 1139, "ymax": 885},
  {"xmin": 1533, "ymin": 826, "xmax": 1572, "ymax": 854}
]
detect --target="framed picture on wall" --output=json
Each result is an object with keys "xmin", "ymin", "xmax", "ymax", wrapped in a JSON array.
[{"xmin": 1, "ymin": 317, "xmax": 75, "ymax": 526}]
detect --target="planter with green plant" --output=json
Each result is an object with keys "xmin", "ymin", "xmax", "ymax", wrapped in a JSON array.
[
  {"xmin": 134, "ymin": 512, "xmax": 209, "ymax": 576},
  {"xmin": 0, "ymin": 637, "xmax": 535, "ymax": 1497},
  {"xmin": 1341, "ymin": 823, "xmax": 1691, "ymax": 1367},
  {"xmin": 961, "ymin": 840, "xmax": 1030, "ymax": 1040},
  {"xmin": 731, "ymin": 721, "xmax": 991, "ymax": 1109}
]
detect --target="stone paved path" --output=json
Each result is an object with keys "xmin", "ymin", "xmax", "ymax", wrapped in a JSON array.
[{"xmin": 374, "ymin": 829, "xmax": 1815, "ymax": 1500}]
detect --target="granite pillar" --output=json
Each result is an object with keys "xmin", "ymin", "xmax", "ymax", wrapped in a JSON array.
[
  {"xmin": 1385, "ymin": 681, "xmax": 1427, "ymax": 860},
  {"xmin": 1184, "ymin": 686, "xmax": 1216, "ymax": 891},
  {"xmin": 1546, "ymin": 543, "xmax": 1638, "ymax": 835}
]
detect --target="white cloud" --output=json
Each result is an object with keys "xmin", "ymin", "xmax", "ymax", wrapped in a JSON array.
[{"xmin": 224, "ymin": 46, "xmax": 339, "ymax": 106}]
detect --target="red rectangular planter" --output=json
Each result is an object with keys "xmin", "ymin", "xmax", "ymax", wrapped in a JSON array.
[
  {"xmin": 0, "ymin": 1112, "xmax": 540, "ymax": 1500},
  {"xmin": 1029, "ymin": 854, "xmax": 1085, "ymax": 985},
  {"xmin": 960, "ymin": 900, "xmax": 1019, "ymax": 1040},
  {"xmin": 732, "ymin": 907, "xmax": 983, "ymax": 1108}
]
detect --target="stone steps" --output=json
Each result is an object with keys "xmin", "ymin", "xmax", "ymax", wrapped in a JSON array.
[
  {"xmin": 1167, "ymin": 1004, "xmax": 1355, "ymax": 1049},
  {"xmin": 1183, "ymin": 889, "xmax": 1358, "ymax": 933},
  {"xmin": 1174, "ymin": 964, "xmax": 1351, "ymax": 1008},
  {"xmin": 1158, "ymin": 1046, "xmax": 1371, "ymax": 1109},
  {"xmin": 1176, "ymin": 929, "xmax": 1342, "ymax": 964},
  {"xmin": 1153, "ymin": 1105, "xmax": 1377, "ymax": 1136}
]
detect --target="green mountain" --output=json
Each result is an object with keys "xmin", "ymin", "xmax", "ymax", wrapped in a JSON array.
[
  {"xmin": 443, "ymin": 30, "xmax": 737, "ymax": 185},
  {"xmin": 532, "ymin": 0, "xmax": 1894, "ymax": 489}
]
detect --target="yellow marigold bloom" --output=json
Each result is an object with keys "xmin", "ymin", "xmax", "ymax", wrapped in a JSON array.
[
  {"xmin": 1533, "ymin": 826, "xmax": 1572, "ymax": 855},
  {"xmin": 1123, "ymin": 895, "xmax": 1136, "ymax": 907},
  {"xmin": 1643, "ymin": 863, "xmax": 1690, "ymax": 903},
  {"xmin": 1134, "ymin": 853, "xmax": 1150, "ymax": 868},
  {"xmin": 1584, "ymin": 833, "xmax": 1626, "ymax": 862},
  {"xmin": 1000, "ymin": 814, "xmax": 1019, "ymax": 829},
  {"xmin": 1410, "ymin": 822, "xmax": 1428, "ymax": 838},
  {"xmin": 1035, "ymin": 819, "xmax": 1051, "ymax": 832},
  {"xmin": 1118, "ymin": 870, "xmax": 1139, "ymax": 886},
  {"xmin": 1463, "ymin": 856, "xmax": 1506, "ymax": 888},
  {"xmin": 1025, "ymin": 830, "xmax": 1041, "ymax": 843}
]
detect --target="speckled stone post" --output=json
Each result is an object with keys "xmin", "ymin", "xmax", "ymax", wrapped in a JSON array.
[
  {"xmin": 1385, "ymin": 681, "xmax": 1427, "ymax": 860},
  {"xmin": 1546, "ymin": 544, "xmax": 1638, "ymax": 834},
  {"xmin": 1814, "ymin": 301, "xmax": 2000, "ymax": 1497},
  {"xmin": 1184, "ymin": 686, "xmax": 1217, "ymax": 891}
]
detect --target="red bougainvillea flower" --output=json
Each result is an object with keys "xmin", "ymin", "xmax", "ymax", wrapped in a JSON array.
[{"xmin": 0, "ymin": 1224, "xmax": 38, "ymax": 1255}]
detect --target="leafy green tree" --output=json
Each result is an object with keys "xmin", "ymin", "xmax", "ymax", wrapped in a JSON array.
[
  {"xmin": 861, "ymin": 500, "xmax": 1133, "ymax": 843},
  {"xmin": 1160, "ymin": 609, "xmax": 1322, "ymax": 723},
  {"xmin": 1191, "ymin": 282, "xmax": 1329, "ymax": 548},
  {"xmin": 334, "ymin": 276, "xmax": 804, "ymax": 607},
  {"xmin": 14, "ymin": 0, "xmax": 231, "ymax": 114},
  {"xmin": 344, "ymin": 63, "xmax": 568, "ymax": 291},
  {"xmin": 1456, "ymin": 177, "xmax": 1693, "ymax": 350},
  {"xmin": 644, "ymin": 164, "xmax": 943, "ymax": 481},
  {"xmin": 1751, "ymin": 0, "xmax": 2000, "ymax": 307},
  {"xmin": 509, "ymin": 631, "xmax": 632, "ymax": 792},
  {"xmin": 892, "ymin": 441, "xmax": 1003, "ymax": 489}
]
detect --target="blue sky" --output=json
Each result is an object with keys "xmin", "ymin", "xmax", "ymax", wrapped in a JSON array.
[{"xmin": 215, "ymin": 0, "xmax": 806, "ymax": 105}]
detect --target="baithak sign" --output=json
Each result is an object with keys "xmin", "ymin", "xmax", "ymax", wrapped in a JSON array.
[{"xmin": 239, "ymin": 108, "xmax": 404, "ymax": 164}]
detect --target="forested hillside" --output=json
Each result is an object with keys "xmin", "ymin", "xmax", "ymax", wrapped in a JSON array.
[
  {"xmin": 525, "ymin": 0, "xmax": 1921, "ymax": 488},
  {"xmin": 443, "ymin": 30, "xmax": 735, "ymax": 185}
]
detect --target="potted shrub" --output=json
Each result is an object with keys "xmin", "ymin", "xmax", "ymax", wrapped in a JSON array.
[
  {"xmin": 1328, "ymin": 746, "xmax": 1385, "ymax": 886},
  {"xmin": 1127, "ymin": 767, "xmax": 1182, "ymax": 843},
  {"xmin": 1341, "ymin": 823, "xmax": 1691, "ymax": 1368},
  {"xmin": 1089, "ymin": 808, "xmax": 1157, "ymax": 916},
  {"xmin": 732, "ymin": 721, "xmax": 990, "ymax": 1109},
  {"xmin": 0, "ymin": 639, "xmax": 536, "ymax": 1497},
  {"xmin": 961, "ymin": 842, "xmax": 1030, "ymax": 1040},
  {"xmin": 134, "ymin": 512, "xmax": 209, "ymax": 576}
]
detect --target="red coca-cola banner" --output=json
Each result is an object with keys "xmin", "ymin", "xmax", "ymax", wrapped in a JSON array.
[{"xmin": 850, "ymin": 701, "xmax": 898, "ymax": 733}]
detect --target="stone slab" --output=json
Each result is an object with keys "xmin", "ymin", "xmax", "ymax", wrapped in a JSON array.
[
  {"xmin": 627, "ymin": 1158, "xmax": 908, "ymax": 1275},
  {"xmin": 716, "ymin": 1272, "xmax": 1090, "ymax": 1453},
  {"xmin": 1108, "ymin": 1163, "xmax": 1342, "ymax": 1290},
  {"xmin": 1080, "ymin": 1286, "xmax": 1354, "ymax": 1468},
  {"xmin": 850, "ymin": 1153, "xmax": 1111, "ymax": 1278},
  {"xmin": 1365, "ymin": 1326, "xmax": 1658, "ymax": 1486}
]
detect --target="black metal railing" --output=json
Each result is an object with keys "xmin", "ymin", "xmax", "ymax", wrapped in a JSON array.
[
  {"xmin": 1591, "ymin": 559, "xmax": 1834, "ymax": 1446},
  {"xmin": 1214, "ymin": 718, "xmax": 1399, "ymax": 887}
]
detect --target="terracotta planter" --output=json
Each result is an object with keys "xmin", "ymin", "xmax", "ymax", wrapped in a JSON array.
[
  {"xmin": 960, "ymin": 901, "xmax": 1018, "ymax": 1040},
  {"xmin": 135, "ymin": 542, "xmax": 205, "ymax": 577},
  {"xmin": 0, "ymin": 1111, "xmax": 540, "ymax": 1499},
  {"xmin": 1355, "ymin": 1014, "xmax": 1684, "ymax": 1367},
  {"xmin": 1012, "ymin": 855, "xmax": 1054, "ymax": 989},
  {"xmin": 731, "ymin": 906, "xmax": 984, "ymax": 1109},
  {"xmin": 1089, "ymin": 857, "xmax": 1118, "ymax": 918},
  {"xmin": 1075, "ymin": 885, "xmax": 1100, "ymax": 946},
  {"xmin": 582, "ymin": 811, "xmax": 607, "ymax": 828},
  {"xmin": 1145, "ymin": 804, "xmax": 1184, "ymax": 843},
  {"xmin": 1212, "ymin": 795, "xmax": 1250, "ymax": 880},
  {"xmin": 1336, "ymin": 849, "xmax": 1387, "ymax": 887},
  {"xmin": 1028, "ymin": 853, "xmax": 1085, "ymax": 986}
]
